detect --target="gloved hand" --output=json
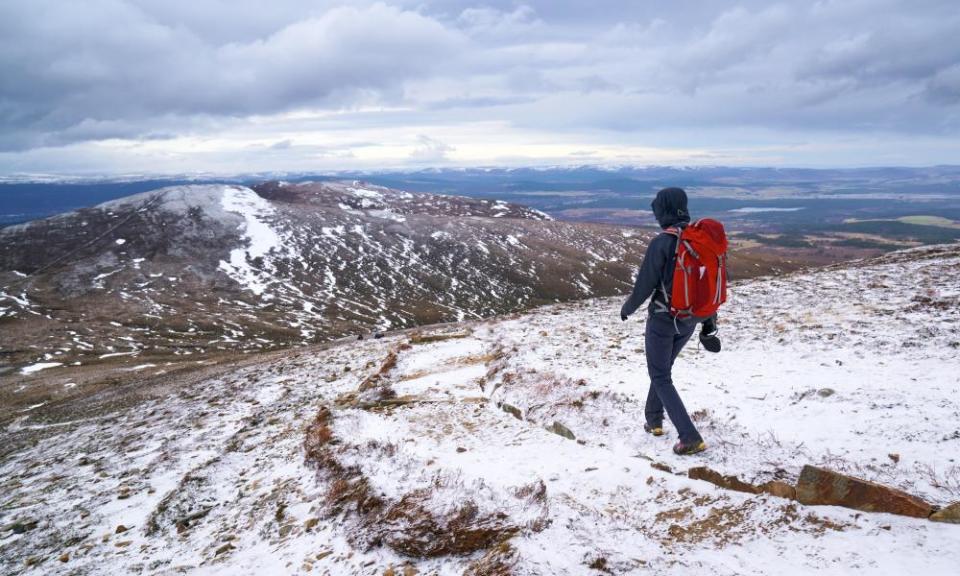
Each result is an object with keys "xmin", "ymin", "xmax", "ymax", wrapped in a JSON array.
[
  {"xmin": 620, "ymin": 313, "xmax": 628, "ymax": 322},
  {"xmin": 699, "ymin": 316, "xmax": 721, "ymax": 353},
  {"xmin": 701, "ymin": 316, "xmax": 717, "ymax": 336}
]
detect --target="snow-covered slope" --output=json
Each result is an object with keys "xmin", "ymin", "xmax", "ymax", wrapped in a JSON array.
[
  {"xmin": 0, "ymin": 181, "xmax": 666, "ymax": 372},
  {"xmin": 2, "ymin": 243, "xmax": 957, "ymax": 575}
]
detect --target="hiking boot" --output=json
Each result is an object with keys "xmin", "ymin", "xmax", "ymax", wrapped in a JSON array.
[
  {"xmin": 644, "ymin": 423, "xmax": 664, "ymax": 437},
  {"xmin": 672, "ymin": 439, "xmax": 707, "ymax": 456}
]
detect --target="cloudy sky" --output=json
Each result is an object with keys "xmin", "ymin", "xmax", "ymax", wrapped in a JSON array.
[{"xmin": 1, "ymin": 0, "xmax": 958, "ymax": 175}]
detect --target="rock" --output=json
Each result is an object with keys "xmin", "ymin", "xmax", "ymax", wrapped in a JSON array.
[
  {"xmin": 500, "ymin": 403, "xmax": 522, "ymax": 420},
  {"xmin": 303, "ymin": 518, "xmax": 319, "ymax": 531},
  {"xmin": 795, "ymin": 465, "xmax": 933, "ymax": 518},
  {"xmin": 888, "ymin": 453, "xmax": 900, "ymax": 464},
  {"xmin": 215, "ymin": 543, "xmax": 235, "ymax": 556},
  {"xmin": 403, "ymin": 566, "xmax": 418, "ymax": 576},
  {"xmin": 817, "ymin": 388, "xmax": 835, "ymax": 397},
  {"xmin": 930, "ymin": 502, "xmax": 960, "ymax": 524},
  {"xmin": 650, "ymin": 462, "xmax": 673, "ymax": 474},
  {"xmin": 759, "ymin": 480, "xmax": 797, "ymax": 500},
  {"xmin": 688, "ymin": 466, "xmax": 760, "ymax": 494},
  {"xmin": 456, "ymin": 447, "xmax": 467, "ymax": 453},
  {"xmin": 59, "ymin": 553, "xmax": 69, "ymax": 563},
  {"xmin": 11, "ymin": 520, "xmax": 38, "ymax": 534},
  {"xmin": 546, "ymin": 421, "xmax": 576, "ymax": 440},
  {"xmin": 115, "ymin": 525, "xmax": 128, "ymax": 534}
]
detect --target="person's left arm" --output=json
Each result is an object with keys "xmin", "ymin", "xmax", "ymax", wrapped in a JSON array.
[{"xmin": 621, "ymin": 236, "xmax": 667, "ymax": 319}]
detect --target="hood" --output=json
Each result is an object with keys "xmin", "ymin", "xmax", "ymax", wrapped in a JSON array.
[{"xmin": 651, "ymin": 187, "xmax": 690, "ymax": 229}]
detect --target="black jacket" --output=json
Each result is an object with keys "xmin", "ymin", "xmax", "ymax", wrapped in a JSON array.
[
  {"xmin": 621, "ymin": 231, "xmax": 681, "ymax": 318},
  {"xmin": 621, "ymin": 187, "xmax": 690, "ymax": 319}
]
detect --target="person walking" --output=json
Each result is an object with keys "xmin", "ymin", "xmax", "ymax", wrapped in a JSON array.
[{"xmin": 620, "ymin": 187, "xmax": 722, "ymax": 456}]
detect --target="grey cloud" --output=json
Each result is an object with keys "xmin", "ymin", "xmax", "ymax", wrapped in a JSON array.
[
  {"xmin": 0, "ymin": 1, "xmax": 463, "ymax": 150},
  {"xmin": 924, "ymin": 65, "xmax": 960, "ymax": 104},
  {"xmin": 269, "ymin": 139, "xmax": 294, "ymax": 150},
  {"xmin": 0, "ymin": 0, "xmax": 957, "ymax": 168},
  {"xmin": 410, "ymin": 135, "xmax": 455, "ymax": 162}
]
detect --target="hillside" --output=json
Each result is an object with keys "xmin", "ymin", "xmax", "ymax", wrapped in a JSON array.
[
  {"xmin": 0, "ymin": 181, "xmax": 790, "ymax": 410},
  {"xmin": 0, "ymin": 181, "xmax": 644, "ymax": 365},
  {"xmin": 1, "ymin": 243, "xmax": 958, "ymax": 575}
]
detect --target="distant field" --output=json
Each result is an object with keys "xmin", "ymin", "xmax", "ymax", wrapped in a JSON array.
[{"xmin": 844, "ymin": 215, "xmax": 960, "ymax": 229}]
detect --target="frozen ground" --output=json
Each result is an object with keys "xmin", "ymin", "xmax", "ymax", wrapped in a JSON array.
[{"xmin": 0, "ymin": 244, "xmax": 958, "ymax": 575}]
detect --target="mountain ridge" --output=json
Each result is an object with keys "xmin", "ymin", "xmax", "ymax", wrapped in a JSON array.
[{"xmin": 1, "ymin": 241, "xmax": 958, "ymax": 574}]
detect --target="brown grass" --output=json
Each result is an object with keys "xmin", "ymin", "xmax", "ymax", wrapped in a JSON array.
[
  {"xmin": 378, "ymin": 494, "xmax": 518, "ymax": 557},
  {"xmin": 463, "ymin": 541, "xmax": 518, "ymax": 576},
  {"xmin": 409, "ymin": 330, "xmax": 472, "ymax": 344},
  {"xmin": 358, "ymin": 349, "xmax": 400, "ymax": 392},
  {"xmin": 303, "ymin": 402, "xmax": 521, "ymax": 562}
]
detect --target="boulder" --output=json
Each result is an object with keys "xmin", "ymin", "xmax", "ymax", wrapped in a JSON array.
[
  {"xmin": 546, "ymin": 421, "xmax": 576, "ymax": 441},
  {"xmin": 930, "ymin": 502, "xmax": 960, "ymax": 524},
  {"xmin": 795, "ymin": 465, "xmax": 933, "ymax": 518},
  {"xmin": 500, "ymin": 403, "xmax": 522, "ymax": 420}
]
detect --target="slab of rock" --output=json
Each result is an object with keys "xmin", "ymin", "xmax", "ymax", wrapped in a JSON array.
[
  {"xmin": 759, "ymin": 480, "xmax": 797, "ymax": 500},
  {"xmin": 687, "ymin": 466, "xmax": 759, "ymax": 494},
  {"xmin": 500, "ymin": 403, "xmax": 522, "ymax": 420},
  {"xmin": 796, "ymin": 465, "xmax": 933, "ymax": 518},
  {"xmin": 930, "ymin": 502, "xmax": 960, "ymax": 524},
  {"xmin": 546, "ymin": 421, "xmax": 576, "ymax": 440}
]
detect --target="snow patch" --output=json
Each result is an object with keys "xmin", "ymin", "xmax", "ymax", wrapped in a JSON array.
[
  {"xmin": 217, "ymin": 187, "xmax": 282, "ymax": 297},
  {"xmin": 20, "ymin": 362, "xmax": 63, "ymax": 375}
]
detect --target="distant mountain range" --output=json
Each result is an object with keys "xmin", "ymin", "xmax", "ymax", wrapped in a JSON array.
[{"xmin": 3, "ymin": 165, "xmax": 960, "ymax": 227}]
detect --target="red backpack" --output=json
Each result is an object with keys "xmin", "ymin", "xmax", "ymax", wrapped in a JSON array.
[{"xmin": 664, "ymin": 219, "xmax": 728, "ymax": 320}]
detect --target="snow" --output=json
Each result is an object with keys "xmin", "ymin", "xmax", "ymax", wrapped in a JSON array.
[
  {"xmin": 348, "ymin": 186, "xmax": 384, "ymax": 200},
  {"xmin": 115, "ymin": 238, "xmax": 127, "ymax": 245},
  {"xmin": 19, "ymin": 361, "xmax": 62, "ymax": 374},
  {"xmin": 98, "ymin": 351, "xmax": 138, "ymax": 359},
  {"xmin": 366, "ymin": 209, "xmax": 406, "ymax": 223},
  {"xmin": 217, "ymin": 186, "xmax": 282, "ymax": 297},
  {"xmin": 4, "ymin": 241, "xmax": 960, "ymax": 574},
  {"xmin": 127, "ymin": 363, "xmax": 158, "ymax": 371}
]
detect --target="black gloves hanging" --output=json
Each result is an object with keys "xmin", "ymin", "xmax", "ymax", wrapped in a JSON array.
[{"xmin": 699, "ymin": 316, "xmax": 721, "ymax": 353}]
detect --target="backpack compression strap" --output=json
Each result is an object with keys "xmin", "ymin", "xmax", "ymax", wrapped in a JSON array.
[{"xmin": 654, "ymin": 226, "xmax": 683, "ymax": 315}]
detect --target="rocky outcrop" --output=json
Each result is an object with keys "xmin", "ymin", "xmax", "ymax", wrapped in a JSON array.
[
  {"xmin": 759, "ymin": 480, "xmax": 797, "ymax": 500},
  {"xmin": 930, "ymin": 502, "xmax": 960, "ymax": 524},
  {"xmin": 546, "ymin": 421, "xmax": 576, "ymax": 440},
  {"xmin": 688, "ymin": 466, "xmax": 759, "ymax": 495},
  {"xmin": 795, "ymin": 465, "xmax": 933, "ymax": 518}
]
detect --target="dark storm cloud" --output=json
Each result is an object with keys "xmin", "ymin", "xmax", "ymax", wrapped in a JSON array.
[{"xmin": 0, "ymin": 0, "xmax": 958, "ymax": 161}]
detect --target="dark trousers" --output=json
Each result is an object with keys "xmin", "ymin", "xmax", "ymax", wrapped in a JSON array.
[{"xmin": 644, "ymin": 313, "xmax": 701, "ymax": 444}]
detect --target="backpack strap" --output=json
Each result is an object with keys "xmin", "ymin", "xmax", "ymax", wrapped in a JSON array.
[{"xmin": 654, "ymin": 226, "xmax": 684, "ymax": 318}]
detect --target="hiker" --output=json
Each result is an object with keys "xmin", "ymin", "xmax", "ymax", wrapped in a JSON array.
[{"xmin": 620, "ymin": 187, "xmax": 725, "ymax": 456}]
